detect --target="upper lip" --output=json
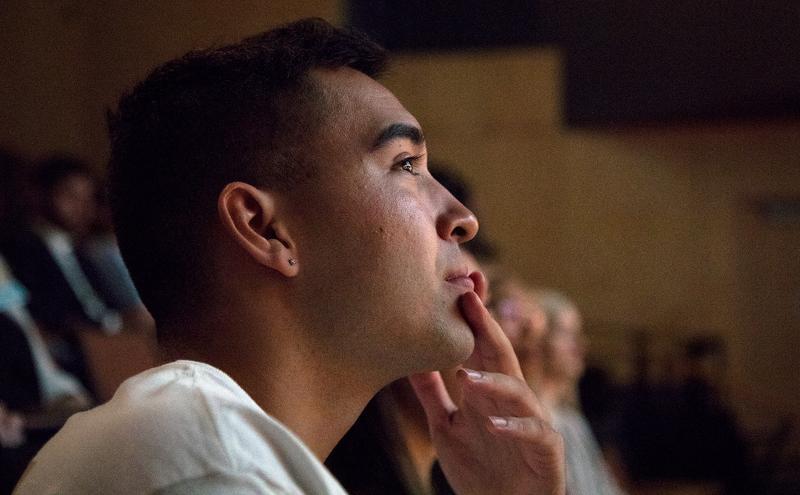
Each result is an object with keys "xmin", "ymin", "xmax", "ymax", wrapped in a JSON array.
[{"xmin": 445, "ymin": 266, "xmax": 470, "ymax": 282}]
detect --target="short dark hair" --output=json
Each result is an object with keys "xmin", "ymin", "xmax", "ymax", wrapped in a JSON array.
[{"xmin": 108, "ymin": 18, "xmax": 387, "ymax": 323}]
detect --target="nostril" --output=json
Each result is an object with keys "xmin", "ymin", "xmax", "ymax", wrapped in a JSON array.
[{"xmin": 452, "ymin": 226, "xmax": 467, "ymax": 239}]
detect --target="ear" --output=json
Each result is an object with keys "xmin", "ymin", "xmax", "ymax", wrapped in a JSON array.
[{"xmin": 217, "ymin": 182, "xmax": 299, "ymax": 277}]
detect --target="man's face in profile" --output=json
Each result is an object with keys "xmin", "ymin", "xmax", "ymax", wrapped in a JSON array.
[{"xmin": 285, "ymin": 67, "xmax": 479, "ymax": 379}]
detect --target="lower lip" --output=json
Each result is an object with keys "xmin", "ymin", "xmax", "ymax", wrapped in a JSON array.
[{"xmin": 446, "ymin": 276, "xmax": 475, "ymax": 292}]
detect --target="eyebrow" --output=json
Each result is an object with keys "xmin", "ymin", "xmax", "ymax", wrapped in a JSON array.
[{"xmin": 372, "ymin": 123, "xmax": 425, "ymax": 150}]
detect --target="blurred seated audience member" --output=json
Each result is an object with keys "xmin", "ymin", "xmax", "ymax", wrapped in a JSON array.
[
  {"xmin": 620, "ymin": 335, "xmax": 752, "ymax": 493},
  {"xmin": 0, "ymin": 402, "xmax": 27, "ymax": 492},
  {"xmin": 522, "ymin": 289, "xmax": 626, "ymax": 495},
  {"xmin": 80, "ymin": 183, "xmax": 153, "ymax": 334},
  {"xmin": 677, "ymin": 336, "xmax": 748, "ymax": 484},
  {"xmin": 487, "ymin": 271, "xmax": 548, "ymax": 386},
  {"xmin": 0, "ymin": 254, "xmax": 92, "ymax": 492},
  {"xmin": 2, "ymin": 155, "xmax": 122, "ymax": 390}
]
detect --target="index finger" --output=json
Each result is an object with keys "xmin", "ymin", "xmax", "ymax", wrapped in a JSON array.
[
  {"xmin": 460, "ymin": 289, "xmax": 524, "ymax": 379},
  {"xmin": 470, "ymin": 270, "xmax": 489, "ymax": 303}
]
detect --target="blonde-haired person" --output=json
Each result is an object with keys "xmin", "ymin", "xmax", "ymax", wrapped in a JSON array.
[
  {"xmin": 487, "ymin": 272, "xmax": 548, "ymax": 386},
  {"xmin": 525, "ymin": 289, "xmax": 626, "ymax": 495}
]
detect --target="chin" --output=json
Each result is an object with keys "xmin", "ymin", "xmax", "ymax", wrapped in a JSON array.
[{"xmin": 431, "ymin": 320, "xmax": 476, "ymax": 370}]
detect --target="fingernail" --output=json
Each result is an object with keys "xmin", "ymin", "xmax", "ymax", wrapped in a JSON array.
[
  {"xmin": 489, "ymin": 416, "xmax": 510, "ymax": 428},
  {"xmin": 463, "ymin": 368, "xmax": 484, "ymax": 381}
]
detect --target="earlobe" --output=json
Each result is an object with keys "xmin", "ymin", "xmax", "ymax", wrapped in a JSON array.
[{"xmin": 217, "ymin": 182, "xmax": 299, "ymax": 277}]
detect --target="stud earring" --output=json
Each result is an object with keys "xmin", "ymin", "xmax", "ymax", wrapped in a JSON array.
[{"xmin": 288, "ymin": 258, "xmax": 297, "ymax": 266}]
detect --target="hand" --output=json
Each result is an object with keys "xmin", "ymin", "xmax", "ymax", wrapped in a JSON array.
[{"xmin": 409, "ymin": 272, "xmax": 565, "ymax": 495}]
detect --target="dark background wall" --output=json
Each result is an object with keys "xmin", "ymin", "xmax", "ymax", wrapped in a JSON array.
[{"xmin": 350, "ymin": 0, "xmax": 800, "ymax": 125}]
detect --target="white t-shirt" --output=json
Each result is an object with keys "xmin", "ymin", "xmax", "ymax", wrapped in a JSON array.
[{"xmin": 14, "ymin": 361, "xmax": 348, "ymax": 495}]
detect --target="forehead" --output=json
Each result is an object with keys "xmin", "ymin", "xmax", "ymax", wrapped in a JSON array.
[{"xmin": 309, "ymin": 67, "xmax": 421, "ymax": 149}]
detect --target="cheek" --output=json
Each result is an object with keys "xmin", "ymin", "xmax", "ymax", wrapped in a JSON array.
[
  {"xmin": 53, "ymin": 196, "xmax": 76, "ymax": 219},
  {"xmin": 363, "ymin": 189, "xmax": 432, "ymax": 257},
  {"xmin": 300, "ymin": 171, "xmax": 438, "ymax": 295},
  {"xmin": 312, "ymin": 193, "xmax": 414, "ymax": 287}
]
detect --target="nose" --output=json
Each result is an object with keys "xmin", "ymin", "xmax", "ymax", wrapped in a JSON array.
[{"xmin": 436, "ymin": 191, "xmax": 479, "ymax": 244}]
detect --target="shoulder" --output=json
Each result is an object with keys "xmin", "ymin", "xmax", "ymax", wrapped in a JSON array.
[{"xmin": 14, "ymin": 361, "xmax": 312, "ymax": 494}]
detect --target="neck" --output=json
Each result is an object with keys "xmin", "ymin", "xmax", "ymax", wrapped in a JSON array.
[{"xmin": 160, "ymin": 308, "xmax": 379, "ymax": 461}]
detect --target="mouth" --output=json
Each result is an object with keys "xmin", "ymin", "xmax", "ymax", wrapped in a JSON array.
[{"xmin": 445, "ymin": 268, "xmax": 475, "ymax": 292}]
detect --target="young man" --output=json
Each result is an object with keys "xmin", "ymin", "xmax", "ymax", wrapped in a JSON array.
[{"xmin": 15, "ymin": 19, "xmax": 564, "ymax": 494}]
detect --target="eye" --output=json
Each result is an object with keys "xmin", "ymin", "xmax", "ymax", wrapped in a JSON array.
[{"xmin": 398, "ymin": 157, "xmax": 421, "ymax": 176}]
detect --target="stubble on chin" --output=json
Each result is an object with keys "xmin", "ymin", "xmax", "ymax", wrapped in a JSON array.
[{"xmin": 414, "ymin": 301, "xmax": 475, "ymax": 373}]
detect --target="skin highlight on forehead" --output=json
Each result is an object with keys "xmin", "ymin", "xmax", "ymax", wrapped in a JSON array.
[{"xmin": 310, "ymin": 67, "xmax": 422, "ymax": 155}]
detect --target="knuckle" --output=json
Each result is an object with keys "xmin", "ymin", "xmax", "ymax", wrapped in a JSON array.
[
  {"xmin": 513, "ymin": 417, "xmax": 540, "ymax": 434},
  {"xmin": 507, "ymin": 395, "xmax": 532, "ymax": 413}
]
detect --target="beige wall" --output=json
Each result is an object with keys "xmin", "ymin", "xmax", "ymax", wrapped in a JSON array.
[
  {"xmin": 2, "ymin": 1, "xmax": 798, "ymax": 432},
  {"xmin": 0, "ymin": 1, "xmax": 90, "ymax": 158},
  {"xmin": 1, "ymin": 0, "xmax": 340, "ymax": 165}
]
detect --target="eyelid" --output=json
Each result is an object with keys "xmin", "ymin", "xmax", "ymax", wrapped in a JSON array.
[{"xmin": 393, "ymin": 150, "xmax": 425, "ymax": 163}]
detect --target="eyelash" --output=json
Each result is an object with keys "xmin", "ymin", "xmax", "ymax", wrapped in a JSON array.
[{"xmin": 398, "ymin": 156, "xmax": 422, "ymax": 176}]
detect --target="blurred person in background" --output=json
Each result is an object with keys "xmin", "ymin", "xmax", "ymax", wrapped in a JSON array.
[
  {"xmin": 0, "ymin": 253, "xmax": 92, "ymax": 492},
  {"xmin": 676, "ymin": 336, "xmax": 748, "ymax": 485},
  {"xmin": 2, "ymin": 155, "xmax": 123, "ymax": 392},
  {"xmin": 487, "ymin": 272, "xmax": 548, "ymax": 388},
  {"xmin": 620, "ymin": 336, "xmax": 752, "ymax": 493},
  {"xmin": 81, "ymin": 183, "xmax": 153, "ymax": 334},
  {"xmin": 526, "ymin": 289, "xmax": 626, "ymax": 495},
  {"xmin": 1, "ymin": 151, "xmax": 93, "ymax": 489},
  {"xmin": 0, "ymin": 255, "xmax": 90, "ymax": 418},
  {"xmin": 488, "ymin": 282, "xmax": 626, "ymax": 495}
]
